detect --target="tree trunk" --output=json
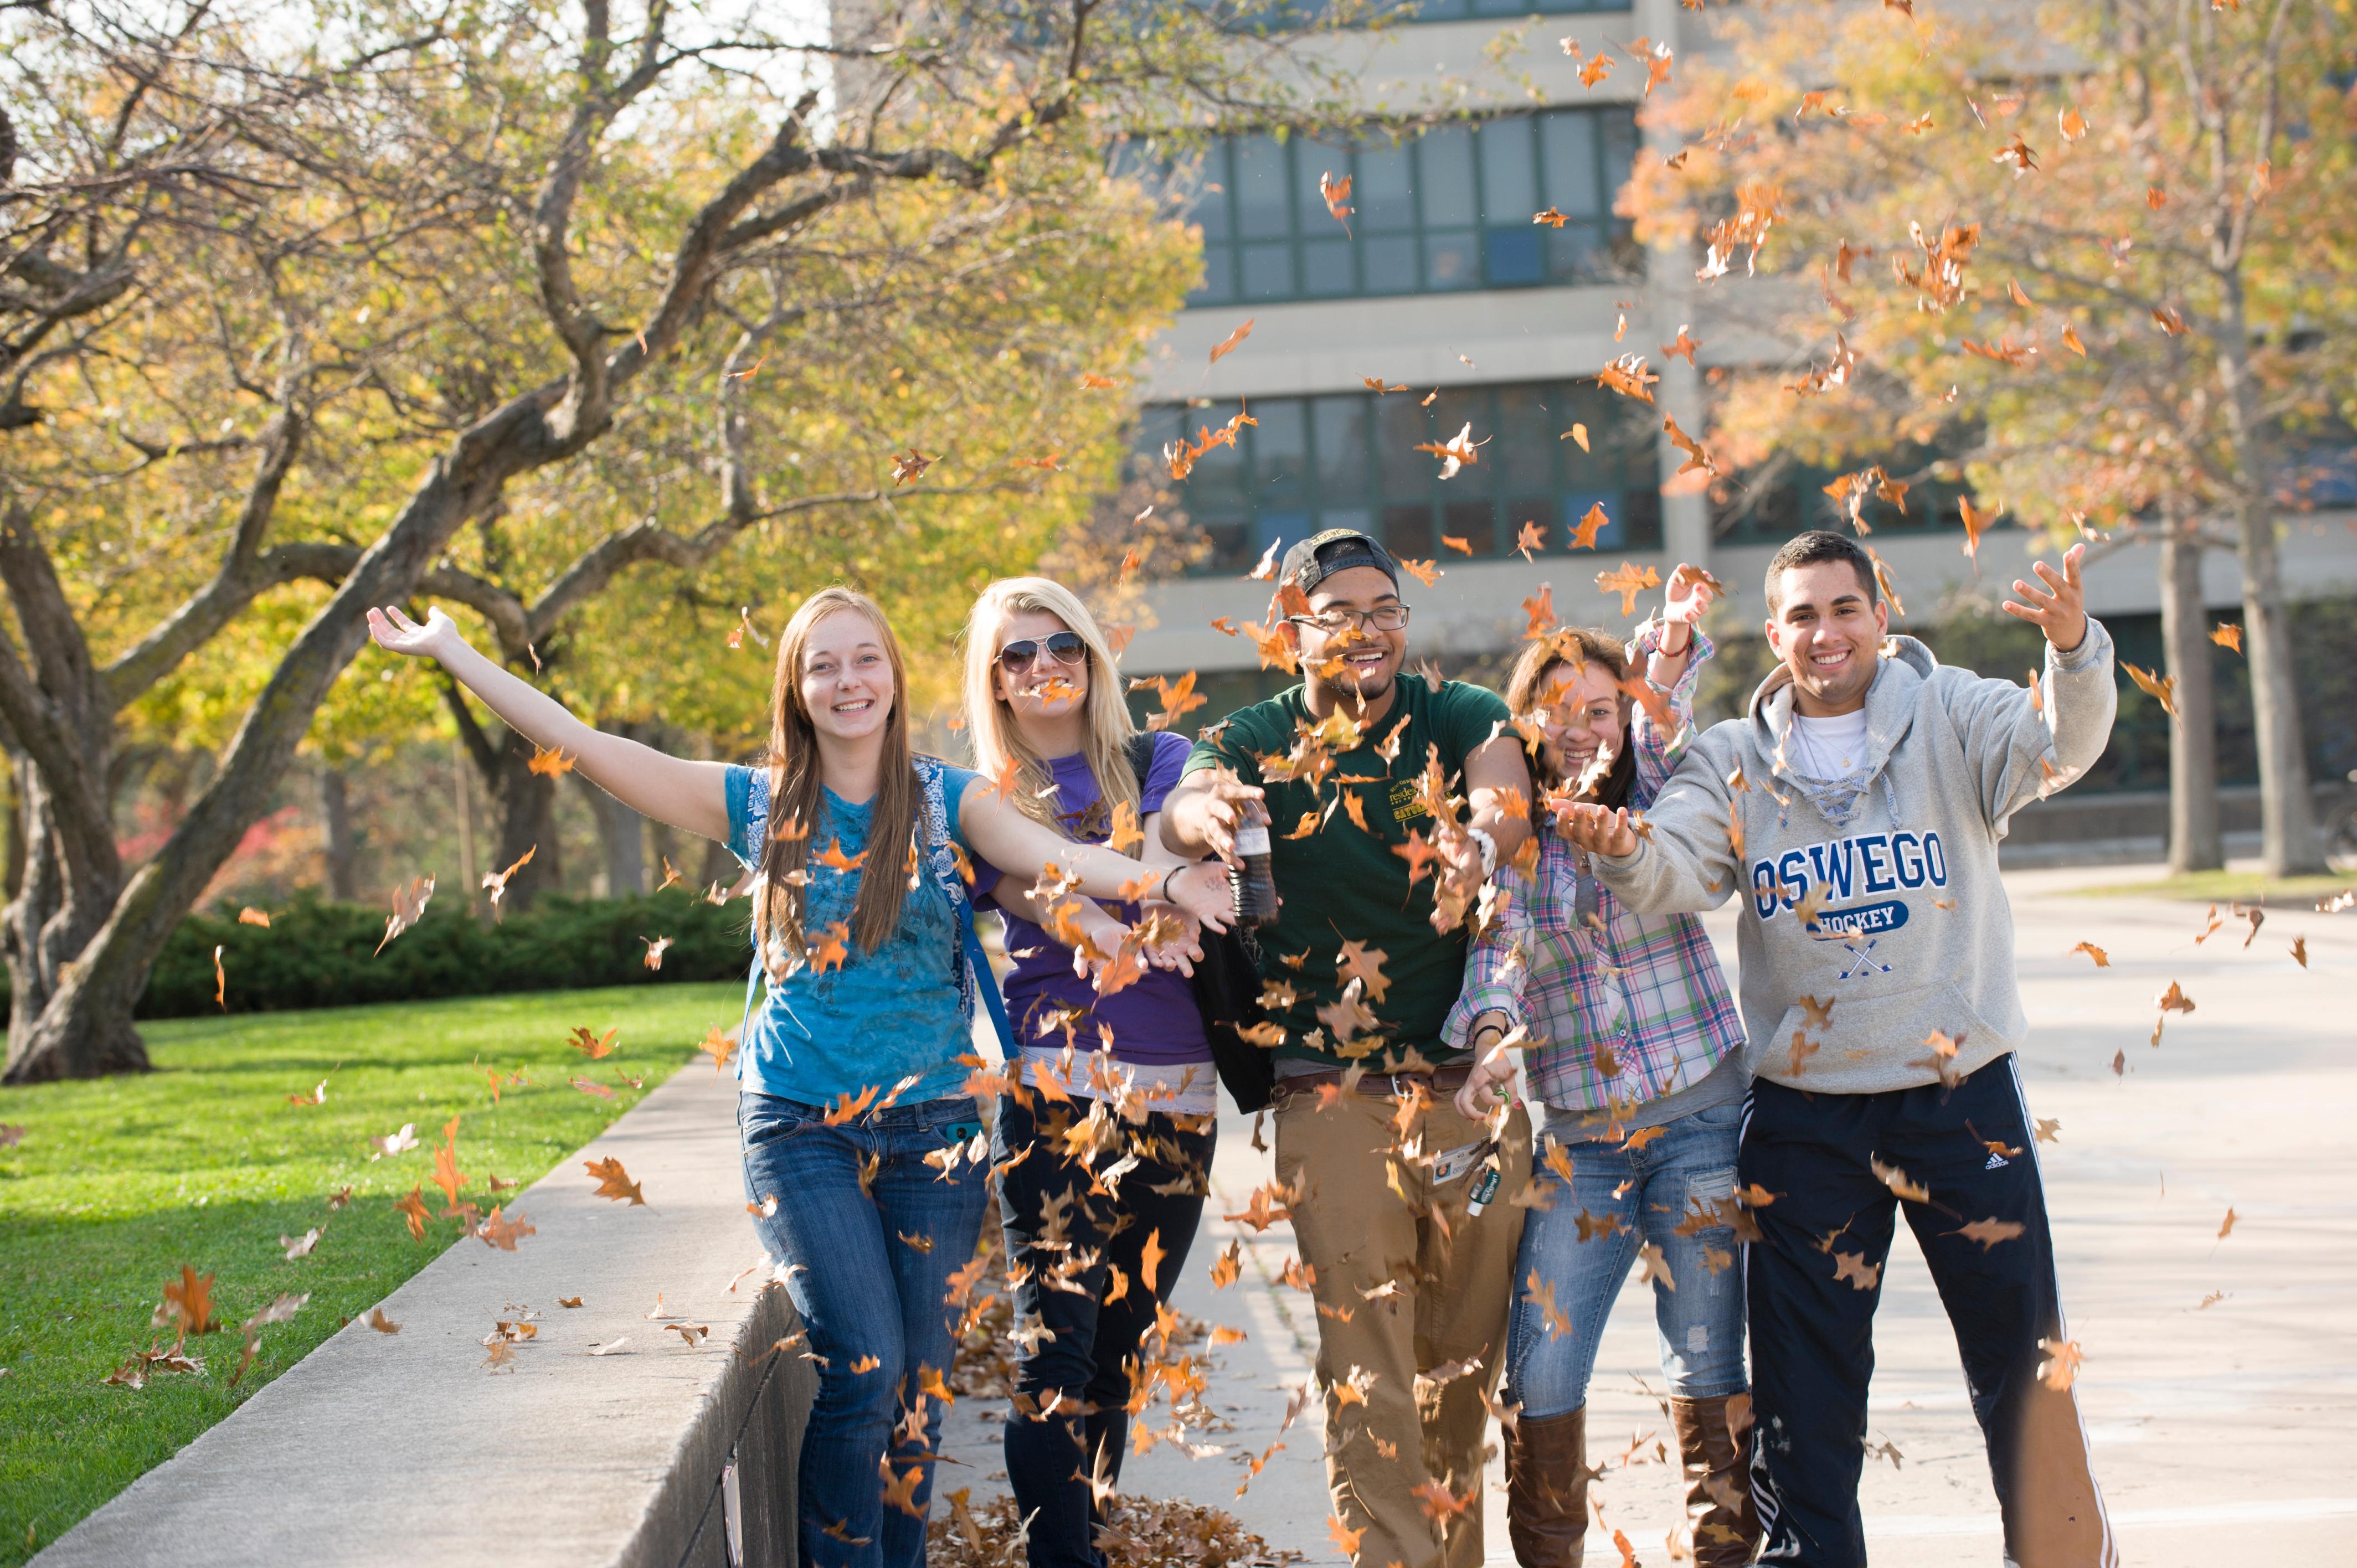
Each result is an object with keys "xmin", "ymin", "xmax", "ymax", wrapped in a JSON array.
[
  {"xmin": 2214, "ymin": 290, "xmax": 2327, "ymax": 876},
  {"xmin": 580, "ymin": 770, "xmax": 646, "ymax": 896},
  {"xmin": 0, "ymin": 508, "xmax": 146, "ymax": 1082},
  {"xmin": 2234, "ymin": 511, "xmax": 2325, "ymax": 875},
  {"xmin": 2159, "ymin": 513, "xmax": 2222, "ymax": 873},
  {"xmin": 319, "ymin": 766, "xmax": 359, "ymax": 900}
]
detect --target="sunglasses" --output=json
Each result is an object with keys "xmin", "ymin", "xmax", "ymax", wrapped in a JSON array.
[{"xmin": 997, "ymin": 631, "xmax": 1087, "ymax": 674}]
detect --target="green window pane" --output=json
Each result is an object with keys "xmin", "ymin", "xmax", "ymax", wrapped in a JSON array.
[
  {"xmin": 1540, "ymin": 112, "xmax": 1599, "ymax": 216},
  {"xmin": 1418, "ymin": 127, "xmax": 1476, "ymax": 226},
  {"xmin": 1378, "ymin": 394, "xmax": 1434, "ymax": 495},
  {"xmin": 1241, "ymin": 241, "xmax": 1293, "ymax": 300},
  {"xmin": 1383, "ymin": 502, "xmax": 1435, "ymax": 558},
  {"xmin": 1313, "ymin": 395, "xmax": 1373, "ymax": 498},
  {"xmin": 1301, "ymin": 237, "xmax": 1354, "ymax": 296},
  {"xmin": 1357, "ymin": 140, "xmax": 1414, "ymax": 231},
  {"xmin": 1194, "ymin": 146, "xmax": 1232, "ymax": 241},
  {"xmin": 1492, "ymin": 384, "xmax": 1553, "ymax": 496},
  {"xmin": 1424, "ymin": 230, "xmax": 1480, "ymax": 290},
  {"xmin": 1253, "ymin": 400, "xmax": 1310, "ymax": 498},
  {"xmin": 1192, "ymin": 241, "xmax": 1236, "ymax": 305},
  {"xmin": 1363, "ymin": 235, "xmax": 1418, "ymax": 294},
  {"xmin": 1478, "ymin": 118, "xmax": 1537, "ymax": 221},
  {"xmin": 1236, "ymin": 134, "xmax": 1291, "ymax": 239},
  {"xmin": 1443, "ymin": 498, "xmax": 1497, "ymax": 556}
]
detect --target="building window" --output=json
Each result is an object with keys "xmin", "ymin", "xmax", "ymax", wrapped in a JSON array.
[
  {"xmin": 1135, "ymin": 379, "xmax": 1662, "ymax": 574},
  {"xmin": 1155, "ymin": 108, "xmax": 1640, "ymax": 308}
]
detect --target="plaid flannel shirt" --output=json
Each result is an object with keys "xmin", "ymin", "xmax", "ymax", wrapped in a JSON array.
[{"xmin": 1443, "ymin": 623, "xmax": 1744, "ymax": 1113}]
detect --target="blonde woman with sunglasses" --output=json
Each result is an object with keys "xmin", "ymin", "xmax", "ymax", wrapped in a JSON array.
[{"xmin": 959, "ymin": 576, "xmax": 1219, "ymax": 1568}]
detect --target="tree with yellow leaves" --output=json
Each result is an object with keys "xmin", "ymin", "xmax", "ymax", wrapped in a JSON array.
[{"xmin": 1627, "ymin": 0, "xmax": 2355, "ymax": 874}]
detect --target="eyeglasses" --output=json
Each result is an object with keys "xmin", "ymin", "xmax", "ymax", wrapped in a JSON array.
[
  {"xmin": 997, "ymin": 631, "xmax": 1088, "ymax": 673},
  {"xmin": 1286, "ymin": 605, "xmax": 1412, "ymax": 635}
]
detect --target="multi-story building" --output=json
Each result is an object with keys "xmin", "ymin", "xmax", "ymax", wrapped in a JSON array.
[{"xmin": 1114, "ymin": 2, "xmax": 2357, "ymax": 855}]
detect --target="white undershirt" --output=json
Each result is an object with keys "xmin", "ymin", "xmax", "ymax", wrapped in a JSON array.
[{"xmin": 1789, "ymin": 708, "xmax": 1872, "ymax": 777}]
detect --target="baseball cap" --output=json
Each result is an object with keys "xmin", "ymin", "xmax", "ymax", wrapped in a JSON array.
[{"xmin": 1280, "ymin": 528, "xmax": 1401, "ymax": 595}]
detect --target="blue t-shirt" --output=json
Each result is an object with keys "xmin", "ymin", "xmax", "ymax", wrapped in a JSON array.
[{"xmin": 723, "ymin": 760, "xmax": 980, "ymax": 1107}]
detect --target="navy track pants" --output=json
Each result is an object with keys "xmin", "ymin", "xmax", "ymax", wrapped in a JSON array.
[{"xmin": 1740, "ymin": 1055, "xmax": 2115, "ymax": 1568}]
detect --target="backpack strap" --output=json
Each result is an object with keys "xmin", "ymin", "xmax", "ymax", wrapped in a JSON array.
[
  {"xmin": 916, "ymin": 756, "xmax": 1015, "ymax": 1059},
  {"xmin": 1123, "ymin": 731, "xmax": 1158, "ymax": 791}
]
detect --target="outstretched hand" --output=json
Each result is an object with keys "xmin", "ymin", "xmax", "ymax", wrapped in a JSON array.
[
  {"xmin": 367, "ymin": 605, "xmax": 463, "ymax": 662},
  {"xmin": 2001, "ymin": 542, "xmax": 2089, "ymax": 652},
  {"xmin": 1559, "ymin": 801, "xmax": 1639, "ymax": 859},
  {"xmin": 1161, "ymin": 860, "xmax": 1234, "ymax": 935}
]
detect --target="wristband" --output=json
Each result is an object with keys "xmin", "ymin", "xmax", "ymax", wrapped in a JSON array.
[
  {"xmin": 1157, "ymin": 866, "xmax": 1180, "ymax": 905},
  {"xmin": 1466, "ymin": 826, "xmax": 1498, "ymax": 876}
]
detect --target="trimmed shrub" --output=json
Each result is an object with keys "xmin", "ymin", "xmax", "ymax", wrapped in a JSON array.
[{"xmin": 118, "ymin": 890, "xmax": 754, "ymax": 1019}]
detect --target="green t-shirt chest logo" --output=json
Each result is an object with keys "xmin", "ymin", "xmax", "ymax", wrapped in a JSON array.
[{"xmin": 1388, "ymin": 778, "xmax": 1429, "ymax": 826}]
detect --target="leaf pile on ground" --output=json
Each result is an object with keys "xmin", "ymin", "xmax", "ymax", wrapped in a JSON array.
[{"xmin": 927, "ymin": 1487, "xmax": 1301, "ymax": 1568}]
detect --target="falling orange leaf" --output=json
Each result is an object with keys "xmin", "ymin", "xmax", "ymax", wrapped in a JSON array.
[
  {"xmin": 1595, "ymin": 561, "xmax": 1660, "ymax": 616},
  {"xmin": 527, "ymin": 745, "xmax": 575, "ymax": 778},
  {"xmin": 1318, "ymin": 170, "xmax": 1352, "ymax": 229},
  {"xmin": 237, "ymin": 907, "xmax": 271, "ymax": 927},
  {"xmin": 2124, "ymin": 664, "xmax": 2178, "ymax": 719},
  {"xmin": 585, "ymin": 1156, "xmax": 647, "ymax": 1205},
  {"xmin": 1567, "ymin": 503, "xmax": 1609, "ymax": 549},
  {"xmin": 1208, "ymin": 318, "xmax": 1255, "ymax": 365},
  {"xmin": 2210, "ymin": 622, "xmax": 2242, "ymax": 654},
  {"xmin": 1514, "ymin": 518, "xmax": 1547, "ymax": 560},
  {"xmin": 375, "ymin": 874, "xmax": 436, "ymax": 955}
]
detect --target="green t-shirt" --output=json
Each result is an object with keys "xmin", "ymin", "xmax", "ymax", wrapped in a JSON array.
[{"xmin": 1183, "ymin": 677, "xmax": 1511, "ymax": 1070}]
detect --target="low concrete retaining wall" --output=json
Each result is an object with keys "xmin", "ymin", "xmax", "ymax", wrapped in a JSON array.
[
  {"xmin": 2000, "ymin": 781, "xmax": 2355, "ymax": 866},
  {"xmin": 37, "ymin": 1061, "xmax": 814, "ymax": 1568}
]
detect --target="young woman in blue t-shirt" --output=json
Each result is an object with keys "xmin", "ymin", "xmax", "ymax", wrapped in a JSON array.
[
  {"xmin": 960, "ymin": 576, "xmax": 1218, "ymax": 1568},
  {"xmin": 367, "ymin": 585, "xmax": 1232, "ymax": 1568}
]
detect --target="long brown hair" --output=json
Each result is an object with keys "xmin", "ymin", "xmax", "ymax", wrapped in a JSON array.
[
  {"xmin": 753, "ymin": 587, "xmax": 919, "ymax": 963},
  {"xmin": 1503, "ymin": 626, "xmax": 1638, "ymax": 812},
  {"xmin": 960, "ymin": 576, "xmax": 1139, "ymax": 834}
]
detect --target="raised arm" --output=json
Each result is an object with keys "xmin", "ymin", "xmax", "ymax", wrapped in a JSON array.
[
  {"xmin": 1962, "ymin": 543, "xmax": 2116, "ymax": 822},
  {"xmin": 368, "ymin": 606, "xmax": 730, "ymax": 843},
  {"xmin": 960, "ymin": 779, "xmax": 1232, "ymax": 933}
]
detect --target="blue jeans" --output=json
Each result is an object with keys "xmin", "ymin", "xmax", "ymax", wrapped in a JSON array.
[
  {"xmin": 739, "ymin": 1091, "xmax": 990, "ymax": 1568},
  {"xmin": 1507, "ymin": 1098, "xmax": 1747, "ymax": 1419}
]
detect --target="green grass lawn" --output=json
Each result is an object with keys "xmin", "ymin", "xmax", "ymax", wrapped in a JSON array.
[
  {"xmin": 0, "ymin": 982, "xmax": 740, "ymax": 1564},
  {"xmin": 2066, "ymin": 868, "xmax": 2354, "ymax": 904}
]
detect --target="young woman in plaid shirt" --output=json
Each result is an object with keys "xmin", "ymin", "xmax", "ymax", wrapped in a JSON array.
[{"xmin": 1446, "ymin": 566, "xmax": 1756, "ymax": 1567}]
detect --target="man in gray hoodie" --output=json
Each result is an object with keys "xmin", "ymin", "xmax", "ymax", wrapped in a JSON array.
[{"xmin": 1562, "ymin": 530, "xmax": 2117, "ymax": 1567}]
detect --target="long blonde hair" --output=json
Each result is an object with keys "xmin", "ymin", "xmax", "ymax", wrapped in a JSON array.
[
  {"xmin": 960, "ymin": 576, "xmax": 1138, "ymax": 834},
  {"xmin": 754, "ymin": 587, "xmax": 918, "ymax": 959}
]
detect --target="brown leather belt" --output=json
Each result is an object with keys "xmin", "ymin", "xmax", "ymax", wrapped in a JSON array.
[{"xmin": 1275, "ymin": 1063, "xmax": 1476, "ymax": 1099}]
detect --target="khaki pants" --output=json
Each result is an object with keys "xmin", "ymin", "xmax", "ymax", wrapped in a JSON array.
[{"xmin": 1274, "ymin": 1082, "xmax": 1532, "ymax": 1568}]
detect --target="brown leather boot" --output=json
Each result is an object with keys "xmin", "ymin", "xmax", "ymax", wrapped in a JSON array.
[
  {"xmin": 1670, "ymin": 1392, "xmax": 1760, "ymax": 1567},
  {"xmin": 1502, "ymin": 1405, "xmax": 1591, "ymax": 1567}
]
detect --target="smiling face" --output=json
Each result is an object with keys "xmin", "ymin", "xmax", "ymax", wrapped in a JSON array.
[
  {"xmin": 1765, "ymin": 559, "xmax": 1888, "ymax": 716},
  {"xmin": 1285, "ymin": 564, "xmax": 1406, "ymax": 704},
  {"xmin": 797, "ymin": 607, "xmax": 896, "ymax": 742},
  {"xmin": 1533, "ymin": 657, "xmax": 1628, "ymax": 786},
  {"xmin": 990, "ymin": 607, "xmax": 1089, "ymax": 720}
]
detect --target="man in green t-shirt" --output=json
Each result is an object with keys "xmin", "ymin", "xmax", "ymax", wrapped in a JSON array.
[{"xmin": 1162, "ymin": 528, "xmax": 1535, "ymax": 1568}]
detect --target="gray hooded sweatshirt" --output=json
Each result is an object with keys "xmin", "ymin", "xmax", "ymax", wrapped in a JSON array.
[{"xmin": 1592, "ymin": 622, "xmax": 2117, "ymax": 1095}]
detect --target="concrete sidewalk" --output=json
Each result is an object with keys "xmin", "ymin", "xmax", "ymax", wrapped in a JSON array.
[{"xmin": 945, "ymin": 863, "xmax": 2357, "ymax": 1565}]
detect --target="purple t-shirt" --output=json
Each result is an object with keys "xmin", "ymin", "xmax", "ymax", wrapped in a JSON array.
[{"xmin": 974, "ymin": 731, "xmax": 1212, "ymax": 1067}]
